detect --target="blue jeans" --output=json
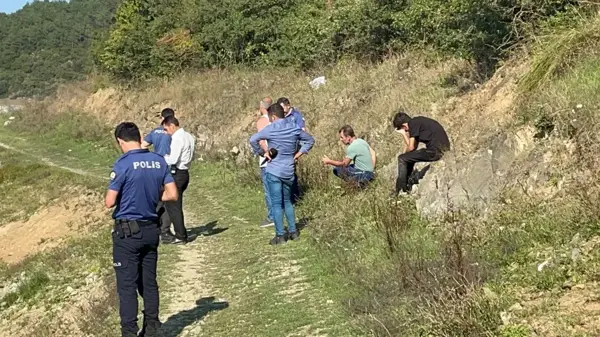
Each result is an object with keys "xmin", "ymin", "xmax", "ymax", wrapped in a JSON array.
[
  {"xmin": 265, "ymin": 172, "xmax": 297, "ymax": 236},
  {"xmin": 260, "ymin": 167, "xmax": 273, "ymax": 221},
  {"xmin": 333, "ymin": 165, "xmax": 374, "ymax": 186}
]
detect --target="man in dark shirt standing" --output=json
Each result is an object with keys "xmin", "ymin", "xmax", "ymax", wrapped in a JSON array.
[{"xmin": 392, "ymin": 111, "xmax": 450, "ymax": 194}]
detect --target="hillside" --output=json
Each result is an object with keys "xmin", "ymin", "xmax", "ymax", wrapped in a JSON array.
[
  {"xmin": 5, "ymin": 11, "xmax": 598, "ymax": 333},
  {"xmin": 0, "ymin": 0, "xmax": 118, "ymax": 98},
  {"xmin": 2, "ymin": 0, "xmax": 600, "ymax": 336}
]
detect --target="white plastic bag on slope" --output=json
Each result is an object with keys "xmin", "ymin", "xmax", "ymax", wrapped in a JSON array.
[{"xmin": 309, "ymin": 76, "xmax": 326, "ymax": 89}]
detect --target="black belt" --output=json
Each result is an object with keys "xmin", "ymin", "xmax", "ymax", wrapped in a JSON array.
[
  {"xmin": 170, "ymin": 165, "xmax": 189, "ymax": 174},
  {"xmin": 114, "ymin": 219, "xmax": 158, "ymax": 238}
]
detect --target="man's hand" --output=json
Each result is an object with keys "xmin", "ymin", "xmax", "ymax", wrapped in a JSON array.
[
  {"xmin": 294, "ymin": 152, "xmax": 304, "ymax": 161},
  {"xmin": 264, "ymin": 151, "xmax": 272, "ymax": 162},
  {"xmin": 322, "ymin": 155, "xmax": 331, "ymax": 165}
]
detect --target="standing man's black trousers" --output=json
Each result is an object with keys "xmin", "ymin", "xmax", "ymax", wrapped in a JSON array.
[
  {"xmin": 158, "ymin": 169, "xmax": 189, "ymax": 240},
  {"xmin": 396, "ymin": 148, "xmax": 443, "ymax": 193}
]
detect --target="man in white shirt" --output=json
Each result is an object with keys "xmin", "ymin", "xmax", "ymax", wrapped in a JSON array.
[{"xmin": 160, "ymin": 116, "xmax": 196, "ymax": 244}]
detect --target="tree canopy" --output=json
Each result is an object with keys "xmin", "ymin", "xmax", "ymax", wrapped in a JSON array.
[
  {"xmin": 0, "ymin": 0, "xmax": 118, "ymax": 98},
  {"xmin": 0, "ymin": 0, "xmax": 586, "ymax": 96}
]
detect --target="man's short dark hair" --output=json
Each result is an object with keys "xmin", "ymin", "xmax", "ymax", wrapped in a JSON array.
[
  {"xmin": 160, "ymin": 108, "xmax": 175, "ymax": 118},
  {"xmin": 115, "ymin": 122, "xmax": 141, "ymax": 143},
  {"xmin": 162, "ymin": 116, "xmax": 180, "ymax": 127},
  {"xmin": 339, "ymin": 125, "xmax": 355, "ymax": 137},
  {"xmin": 392, "ymin": 111, "xmax": 412, "ymax": 130},
  {"xmin": 276, "ymin": 97, "xmax": 290, "ymax": 106},
  {"xmin": 268, "ymin": 103, "xmax": 286, "ymax": 119}
]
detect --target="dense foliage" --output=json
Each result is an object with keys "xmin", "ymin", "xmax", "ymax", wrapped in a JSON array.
[
  {"xmin": 0, "ymin": 0, "xmax": 118, "ymax": 97},
  {"xmin": 95, "ymin": 0, "xmax": 585, "ymax": 81},
  {"xmin": 0, "ymin": 0, "xmax": 586, "ymax": 95}
]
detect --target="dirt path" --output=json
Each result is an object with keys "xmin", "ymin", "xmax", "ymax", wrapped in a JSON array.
[
  {"xmin": 158, "ymin": 215, "xmax": 229, "ymax": 337},
  {"xmin": 0, "ymin": 141, "xmax": 106, "ymax": 179}
]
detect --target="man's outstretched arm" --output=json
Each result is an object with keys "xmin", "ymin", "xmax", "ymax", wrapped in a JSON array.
[
  {"xmin": 141, "ymin": 133, "xmax": 153, "ymax": 149},
  {"xmin": 256, "ymin": 118, "xmax": 269, "ymax": 152},
  {"xmin": 322, "ymin": 156, "xmax": 351, "ymax": 167}
]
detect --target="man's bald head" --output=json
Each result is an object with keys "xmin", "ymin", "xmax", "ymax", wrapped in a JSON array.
[{"xmin": 259, "ymin": 97, "xmax": 272, "ymax": 115}]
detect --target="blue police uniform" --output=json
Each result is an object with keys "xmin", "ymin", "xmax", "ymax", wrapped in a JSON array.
[
  {"xmin": 109, "ymin": 149, "xmax": 174, "ymax": 337},
  {"xmin": 143, "ymin": 126, "xmax": 172, "ymax": 156}
]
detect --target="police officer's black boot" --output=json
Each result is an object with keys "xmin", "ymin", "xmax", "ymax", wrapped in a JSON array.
[
  {"xmin": 138, "ymin": 319, "xmax": 161, "ymax": 337},
  {"xmin": 122, "ymin": 329, "xmax": 138, "ymax": 337}
]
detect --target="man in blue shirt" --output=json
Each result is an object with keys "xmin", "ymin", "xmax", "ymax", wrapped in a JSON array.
[
  {"xmin": 249, "ymin": 104, "xmax": 315, "ymax": 245},
  {"xmin": 277, "ymin": 97, "xmax": 306, "ymax": 131},
  {"xmin": 141, "ymin": 108, "xmax": 175, "ymax": 156},
  {"xmin": 277, "ymin": 97, "xmax": 306, "ymax": 203},
  {"xmin": 105, "ymin": 122, "xmax": 178, "ymax": 337}
]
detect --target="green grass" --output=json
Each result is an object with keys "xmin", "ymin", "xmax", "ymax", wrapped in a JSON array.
[
  {"xmin": 2, "ymin": 271, "xmax": 50, "ymax": 307},
  {"xmin": 0, "ymin": 131, "xmax": 118, "ymax": 335},
  {"xmin": 178, "ymin": 162, "xmax": 363, "ymax": 336},
  {"xmin": 518, "ymin": 13, "xmax": 600, "ymax": 96}
]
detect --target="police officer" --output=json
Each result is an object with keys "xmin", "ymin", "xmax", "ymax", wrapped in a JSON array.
[
  {"xmin": 141, "ymin": 107, "xmax": 175, "ymax": 156},
  {"xmin": 105, "ymin": 122, "xmax": 178, "ymax": 337}
]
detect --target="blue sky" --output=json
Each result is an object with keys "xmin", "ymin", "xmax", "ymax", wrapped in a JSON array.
[{"xmin": 0, "ymin": 0, "xmax": 30, "ymax": 14}]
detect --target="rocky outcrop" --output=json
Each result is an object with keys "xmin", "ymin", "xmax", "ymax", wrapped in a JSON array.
[{"xmin": 413, "ymin": 126, "xmax": 539, "ymax": 217}]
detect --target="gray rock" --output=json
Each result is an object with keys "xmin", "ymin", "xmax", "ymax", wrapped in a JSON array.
[
  {"xmin": 500, "ymin": 311, "xmax": 512, "ymax": 325},
  {"xmin": 509, "ymin": 303, "xmax": 523, "ymax": 312},
  {"xmin": 85, "ymin": 272, "xmax": 98, "ymax": 285},
  {"xmin": 571, "ymin": 247, "xmax": 581, "ymax": 262},
  {"xmin": 414, "ymin": 126, "xmax": 536, "ymax": 217}
]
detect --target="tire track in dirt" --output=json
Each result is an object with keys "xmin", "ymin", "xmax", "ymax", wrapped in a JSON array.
[{"xmin": 0, "ymin": 141, "xmax": 107, "ymax": 180}]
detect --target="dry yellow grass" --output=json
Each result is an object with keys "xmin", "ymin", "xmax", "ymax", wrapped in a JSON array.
[{"xmin": 45, "ymin": 54, "xmax": 526, "ymax": 184}]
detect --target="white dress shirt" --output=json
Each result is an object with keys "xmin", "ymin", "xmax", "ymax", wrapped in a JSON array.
[
  {"xmin": 258, "ymin": 114, "xmax": 270, "ymax": 168},
  {"xmin": 165, "ymin": 128, "xmax": 195, "ymax": 170}
]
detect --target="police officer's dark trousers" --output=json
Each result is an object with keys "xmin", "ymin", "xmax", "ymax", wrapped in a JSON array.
[
  {"xmin": 396, "ymin": 148, "xmax": 442, "ymax": 193},
  {"xmin": 162, "ymin": 169, "xmax": 189, "ymax": 240},
  {"xmin": 113, "ymin": 222, "xmax": 161, "ymax": 337}
]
